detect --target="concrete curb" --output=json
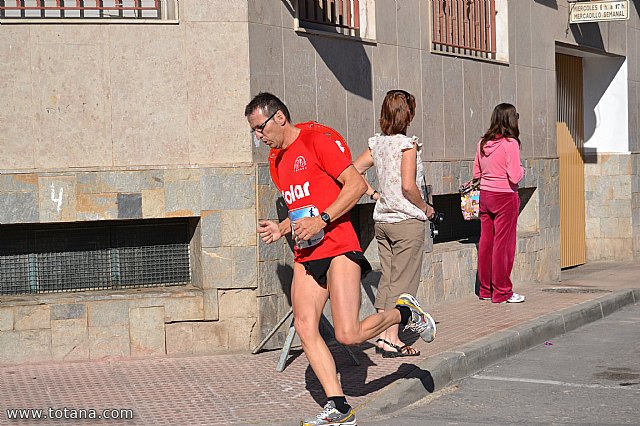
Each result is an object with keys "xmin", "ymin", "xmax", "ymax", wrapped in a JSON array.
[{"xmin": 357, "ymin": 289, "xmax": 639, "ymax": 419}]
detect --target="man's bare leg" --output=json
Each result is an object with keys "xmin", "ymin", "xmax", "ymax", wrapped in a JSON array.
[
  {"xmin": 291, "ymin": 262, "xmax": 344, "ymax": 397},
  {"xmin": 327, "ymin": 255, "xmax": 402, "ymax": 346}
]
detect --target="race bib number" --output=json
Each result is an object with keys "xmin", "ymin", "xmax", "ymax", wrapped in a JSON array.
[{"xmin": 288, "ymin": 205, "xmax": 324, "ymax": 249}]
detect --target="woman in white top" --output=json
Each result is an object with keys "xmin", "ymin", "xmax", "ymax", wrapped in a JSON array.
[{"xmin": 354, "ymin": 90, "xmax": 434, "ymax": 357}]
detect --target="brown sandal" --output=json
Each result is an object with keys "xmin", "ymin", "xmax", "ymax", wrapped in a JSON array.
[{"xmin": 380, "ymin": 339, "xmax": 421, "ymax": 358}]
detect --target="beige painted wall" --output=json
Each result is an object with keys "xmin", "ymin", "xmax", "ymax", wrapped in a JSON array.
[{"xmin": 0, "ymin": 1, "xmax": 252, "ymax": 171}]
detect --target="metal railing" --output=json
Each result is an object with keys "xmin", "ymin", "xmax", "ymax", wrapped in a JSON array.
[
  {"xmin": 431, "ymin": 0, "xmax": 496, "ymax": 59},
  {"xmin": 297, "ymin": 0, "xmax": 360, "ymax": 35},
  {"xmin": 0, "ymin": 0, "xmax": 161, "ymax": 19}
]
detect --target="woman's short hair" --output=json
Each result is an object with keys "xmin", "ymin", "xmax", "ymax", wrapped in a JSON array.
[{"xmin": 380, "ymin": 90, "xmax": 416, "ymax": 136}]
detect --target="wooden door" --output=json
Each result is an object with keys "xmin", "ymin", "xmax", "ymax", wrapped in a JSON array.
[{"xmin": 556, "ymin": 53, "xmax": 586, "ymax": 268}]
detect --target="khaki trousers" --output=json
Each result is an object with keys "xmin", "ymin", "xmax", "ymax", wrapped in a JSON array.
[{"xmin": 374, "ymin": 218, "xmax": 426, "ymax": 311}]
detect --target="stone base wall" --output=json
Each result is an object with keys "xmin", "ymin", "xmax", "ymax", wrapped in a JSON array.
[
  {"xmin": 0, "ymin": 156, "xmax": 574, "ymax": 362},
  {"xmin": 417, "ymin": 157, "xmax": 561, "ymax": 304},
  {"xmin": 584, "ymin": 153, "xmax": 634, "ymax": 262},
  {"xmin": 0, "ymin": 287, "xmax": 264, "ymax": 365},
  {"xmin": 632, "ymin": 154, "xmax": 640, "ymax": 258},
  {"xmin": 0, "ymin": 166, "xmax": 260, "ymax": 364}
]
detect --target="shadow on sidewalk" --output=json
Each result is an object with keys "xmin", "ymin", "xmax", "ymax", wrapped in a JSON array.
[{"xmin": 303, "ymin": 342, "xmax": 434, "ymax": 407}]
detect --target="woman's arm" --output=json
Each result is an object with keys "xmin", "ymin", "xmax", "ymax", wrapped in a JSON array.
[
  {"xmin": 506, "ymin": 140, "xmax": 524, "ymax": 184},
  {"xmin": 473, "ymin": 142, "xmax": 482, "ymax": 179},
  {"xmin": 353, "ymin": 148, "xmax": 380, "ymax": 200},
  {"xmin": 401, "ymin": 144, "xmax": 429, "ymax": 214}
]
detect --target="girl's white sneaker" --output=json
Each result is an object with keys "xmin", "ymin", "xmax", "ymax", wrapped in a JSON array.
[{"xmin": 501, "ymin": 293, "xmax": 525, "ymax": 303}]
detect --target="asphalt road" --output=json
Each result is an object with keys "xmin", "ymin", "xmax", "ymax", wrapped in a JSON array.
[{"xmin": 365, "ymin": 302, "xmax": 640, "ymax": 426}]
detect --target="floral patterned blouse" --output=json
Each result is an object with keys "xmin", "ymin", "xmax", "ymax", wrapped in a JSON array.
[{"xmin": 368, "ymin": 133, "xmax": 427, "ymax": 223}]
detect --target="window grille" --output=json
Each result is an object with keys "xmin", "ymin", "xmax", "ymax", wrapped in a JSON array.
[
  {"xmin": 0, "ymin": 219, "xmax": 192, "ymax": 295},
  {"xmin": 297, "ymin": 0, "xmax": 360, "ymax": 36},
  {"xmin": 431, "ymin": 0, "xmax": 497, "ymax": 60},
  {"xmin": 0, "ymin": 0, "xmax": 168, "ymax": 20}
]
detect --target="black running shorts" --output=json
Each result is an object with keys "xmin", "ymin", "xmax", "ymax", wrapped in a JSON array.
[{"xmin": 302, "ymin": 251, "xmax": 372, "ymax": 286}]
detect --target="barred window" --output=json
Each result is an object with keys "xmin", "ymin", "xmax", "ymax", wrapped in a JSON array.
[
  {"xmin": 0, "ymin": 218, "xmax": 193, "ymax": 296},
  {"xmin": 295, "ymin": 0, "xmax": 374, "ymax": 39},
  {"xmin": 430, "ymin": 0, "xmax": 498, "ymax": 60},
  {"xmin": 0, "ymin": 0, "xmax": 178, "ymax": 21}
]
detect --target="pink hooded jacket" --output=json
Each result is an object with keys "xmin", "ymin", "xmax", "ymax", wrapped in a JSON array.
[{"xmin": 473, "ymin": 137, "xmax": 524, "ymax": 193}]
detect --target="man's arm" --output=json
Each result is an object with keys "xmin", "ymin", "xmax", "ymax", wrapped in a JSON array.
[
  {"xmin": 324, "ymin": 165, "xmax": 368, "ymax": 221},
  {"xmin": 291, "ymin": 165, "xmax": 366, "ymax": 241}
]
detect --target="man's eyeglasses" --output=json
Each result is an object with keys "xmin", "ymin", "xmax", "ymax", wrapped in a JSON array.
[{"xmin": 250, "ymin": 110, "xmax": 278, "ymax": 134}]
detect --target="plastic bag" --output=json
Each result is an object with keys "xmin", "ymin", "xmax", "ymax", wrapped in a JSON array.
[{"xmin": 459, "ymin": 179, "xmax": 480, "ymax": 221}]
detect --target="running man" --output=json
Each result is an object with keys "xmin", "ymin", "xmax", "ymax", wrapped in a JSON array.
[{"xmin": 245, "ymin": 92, "xmax": 436, "ymax": 426}]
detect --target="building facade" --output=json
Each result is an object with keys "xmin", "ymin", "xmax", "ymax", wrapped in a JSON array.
[{"xmin": 1, "ymin": 0, "xmax": 638, "ymax": 364}]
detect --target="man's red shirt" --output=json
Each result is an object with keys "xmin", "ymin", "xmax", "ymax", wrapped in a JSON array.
[{"xmin": 275, "ymin": 128, "xmax": 362, "ymax": 262}]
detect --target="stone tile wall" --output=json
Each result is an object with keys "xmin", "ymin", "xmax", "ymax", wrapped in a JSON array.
[
  {"xmin": 585, "ymin": 153, "xmax": 635, "ymax": 261},
  {"xmin": 633, "ymin": 154, "xmax": 640, "ymax": 258},
  {"xmin": 416, "ymin": 158, "xmax": 561, "ymax": 306},
  {"xmin": 0, "ymin": 166, "xmax": 260, "ymax": 364}
]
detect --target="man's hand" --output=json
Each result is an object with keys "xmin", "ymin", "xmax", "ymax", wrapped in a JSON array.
[
  {"xmin": 292, "ymin": 216, "xmax": 325, "ymax": 242},
  {"xmin": 257, "ymin": 220, "xmax": 283, "ymax": 244}
]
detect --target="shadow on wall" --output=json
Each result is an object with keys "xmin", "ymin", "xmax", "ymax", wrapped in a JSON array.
[
  {"xmin": 556, "ymin": 50, "xmax": 625, "ymax": 165},
  {"xmin": 569, "ymin": 0, "xmax": 640, "ymax": 48},
  {"xmin": 252, "ymin": 1, "xmax": 373, "ymax": 163},
  {"xmin": 305, "ymin": 35, "xmax": 373, "ymax": 101},
  {"xmin": 581, "ymin": 56, "xmax": 626, "ymax": 162},
  {"xmin": 534, "ymin": 0, "xmax": 558, "ymax": 9},
  {"xmin": 519, "ymin": 187, "xmax": 536, "ymax": 216},
  {"xmin": 281, "ymin": 0, "xmax": 372, "ymax": 101},
  {"xmin": 569, "ymin": 23, "xmax": 605, "ymax": 51}
]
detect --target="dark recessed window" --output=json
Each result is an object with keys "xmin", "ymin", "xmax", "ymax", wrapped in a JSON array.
[
  {"xmin": 431, "ymin": 194, "xmax": 480, "ymax": 244},
  {"xmin": 0, "ymin": 218, "xmax": 192, "ymax": 295}
]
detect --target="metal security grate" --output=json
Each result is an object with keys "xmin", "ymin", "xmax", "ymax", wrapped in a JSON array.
[
  {"xmin": 0, "ymin": 0, "xmax": 162, "ymax": 19},
  {"xmin": 0, "ymin": 219, "xmax": 191, "ymax": 295},
  {"xmin": 431, "ymin": 0, "xmax": 496, "ymax": 60},
  {"xmin": 297, "ymin": 0, "xmax": 360, "ymax": 35}
]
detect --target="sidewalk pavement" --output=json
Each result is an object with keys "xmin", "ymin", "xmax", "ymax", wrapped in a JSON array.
[{"xmin": 1, "ymin": 261, "xmax": 639, "ymax": 426}]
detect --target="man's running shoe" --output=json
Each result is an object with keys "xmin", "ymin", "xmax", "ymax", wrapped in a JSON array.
[
  {"xmin": 395, "ymin": 293, "xmax": 436, "ymax": 343},
  {"xmin": 300, "ymin": 401, "xmax": 356, "ymax": 426}
]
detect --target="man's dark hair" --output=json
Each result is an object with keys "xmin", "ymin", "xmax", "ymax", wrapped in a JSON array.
[{"xmin": 244, "ymin": 92, "xmax": 291, "ymax": 122}]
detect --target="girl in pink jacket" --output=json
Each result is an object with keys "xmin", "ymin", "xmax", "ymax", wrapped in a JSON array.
[{"xmin": 473, "ymin": 103, "xmax": 525, "ymax": 303}]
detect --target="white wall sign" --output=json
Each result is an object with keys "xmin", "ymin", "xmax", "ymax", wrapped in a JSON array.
[{"xmin": 569, "ymin": 0, "xmax": 629, "ymax": 24}]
